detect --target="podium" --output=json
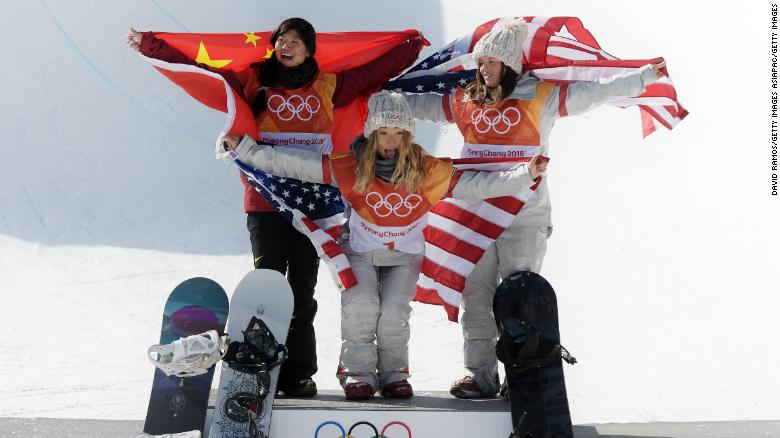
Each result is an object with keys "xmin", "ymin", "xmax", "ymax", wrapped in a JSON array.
[{"xmin": 206, "ymin": 390, "xmax": 513, "ymax": 436}]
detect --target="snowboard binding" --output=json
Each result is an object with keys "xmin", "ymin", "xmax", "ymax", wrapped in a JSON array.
[
  {"xmin": 223, "ymin": 392, "xmax": 265, "ymax": 438},
  {"xmin": 494, "ymin": 272, "xmax": 576, "ymax": 375},
  {"xmin": 147, "ymin": 330, "xmax": 223, "ymax": 378},
  {"xmin": 222, "ymin": 316, "xmax": 289, "ymax": 375},
  {"xmin": 496, "ymin": 319, "xmax": 577, "ymax": 375},
  {"xmin": 219, "ymin": 316, "xmax": 288, "ymax": 438}
]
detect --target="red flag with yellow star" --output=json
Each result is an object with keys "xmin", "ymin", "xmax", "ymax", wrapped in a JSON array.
[{"xmin": 139, "ymin": 30, "xmax": 419, "ymax": 151}]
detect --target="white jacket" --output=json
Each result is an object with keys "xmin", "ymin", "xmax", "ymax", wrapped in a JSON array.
[
  {"xmin": 229, "ymin": 136, "xmax": 540, "ymax": 257},
  {"xmin": 405, "ymin": 65, "xmax": 659, "ymax": 226},
  {"xmin": 231, "ymin": 136, "xmax": 538, "ymax": 200}
]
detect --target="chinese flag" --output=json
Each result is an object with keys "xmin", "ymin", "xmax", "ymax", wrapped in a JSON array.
[{"xmin": 140, "ymin": 30, "xmax": 419, "ymax": 151}]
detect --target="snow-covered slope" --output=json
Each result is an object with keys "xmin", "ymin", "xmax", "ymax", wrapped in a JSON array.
[{"xmin": 0, "ymin": 0, "xmax": 776, "ymax": 423}]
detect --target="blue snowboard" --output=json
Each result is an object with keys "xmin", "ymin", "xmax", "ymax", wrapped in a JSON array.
[{"xmin": 143, "ymin": 277, "xmax": 229, "ymax": 435}]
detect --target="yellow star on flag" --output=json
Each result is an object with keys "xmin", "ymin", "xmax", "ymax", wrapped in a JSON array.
[
  {"xmin": 263, "ymin": 48, "xmax": 274, "ymax": 59},
  {"xmin": 244, "ymin": 32, "xmax": 261, "ymax": 47},
  {"xmin": 195, "ymin": 41, "xmax": 232, "ymax": 69}
]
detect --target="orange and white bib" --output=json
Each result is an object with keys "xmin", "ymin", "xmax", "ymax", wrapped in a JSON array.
[
  {"xmin": 330, "ymin": 153, "xmax": 453, "ymax": 254},
  {"xmin": 247, "ymin": 72, "xmax": 337, "ymax": 154},
  {"xmin": 451, "ymin": 83, "xmax": 554, "ymax": 159}
]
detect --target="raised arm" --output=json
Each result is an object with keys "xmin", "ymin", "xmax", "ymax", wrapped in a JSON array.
[
  {"xmin": 405, "ymin": 92, "xmax": 454, "ymax": 124},
  {"xmin": 332, "ymin": 37, "xmax": 425, "ymax": 107},
  {"xmin": 224, "ymin": 135, "xmax": 334, "ymax": 186},
  {"xmin": 555, "ymin": 62, "xmax": 663, "ymax": 118},
  {"xmin": 448, "ymin": 157, "xmax": 546, "ymax": 200},
  {"xmin": 127, "ymin": 28, "xmax": 244, "ymax": 96}
]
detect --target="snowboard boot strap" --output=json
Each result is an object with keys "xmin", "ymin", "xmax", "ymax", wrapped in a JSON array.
[
  {"xmin": 221, "ymin": 340, "xmax": 288, "ymax": 373},
  {"xmin": 222, "ymin": 341, "xmax": 270, "ymax": 374},
  {"xmin": 560, "ymin": 345, "xmax": 577, "ymax": 365},
  {"xmin": 221, "ymin": 340, "xmax": 284, "ymax": 397},
  {"xmin": 147, "ymin": 330, "xmax": 223, "ymax": 378},
  {"xmin": 243, "ymin": 316, "xmax": 288, "ymax": 366},
  {"xmin": 497, "ymin": 319, "xmax": 578, "ymax": 374},
  {"xmin": 246, "ymin": 403, "xmax": 264, "ymax": 438},
  {"xmin": 223, "ymin": 392, "xmax": 266, "ymax": 438},
  {"xmin": 221, "ymin": 316, "xmax": 289, "ymax": 375},
  {"xmin": 511, "ymin": 344, "xmax": 578, "ymax": 374}
]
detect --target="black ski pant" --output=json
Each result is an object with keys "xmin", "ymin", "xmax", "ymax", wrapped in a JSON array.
[{"xmin": 247, "ymin": 212, "xmax": 319, "ymax": 383}]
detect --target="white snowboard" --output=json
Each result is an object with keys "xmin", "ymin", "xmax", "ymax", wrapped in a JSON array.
[{"xmin": 207, "ymin": 269, "xmax": 293, "ymax": 438}]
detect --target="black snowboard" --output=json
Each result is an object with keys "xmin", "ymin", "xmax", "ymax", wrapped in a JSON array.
[{"xmin": 494, "ymin": 271, "xmax": 576, "ymax": 438}]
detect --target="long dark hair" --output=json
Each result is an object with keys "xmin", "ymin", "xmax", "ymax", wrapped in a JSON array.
[
  {"xmin": 251, "ymin": 18, "xmax": 319, "ymax": 117},
  {"xmin": 463, "ymin": 63, "xmax": 520, "ymax": 105}
]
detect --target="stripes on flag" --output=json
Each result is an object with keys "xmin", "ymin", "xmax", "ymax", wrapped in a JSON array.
[
  {"xmin": 385, "ymin": 17, "xmax": 688, "ymax": 321},
  {"xmin": 415, "ymin": 159, "xmax": 539, "ymax": 322},
  {"xmin": 231, "ymin": 158, "xmax": 358, "ymax": 291},
  {"xmin": 231, "ymin": 151, "xmax": 537, "ymax": 322},
  {"xmin": 386, "ymin": 16, "xmax": 688, "ymax": 138}
]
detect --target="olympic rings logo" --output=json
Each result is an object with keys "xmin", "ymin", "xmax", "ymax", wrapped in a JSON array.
[
  {"xmin": 470, "ymin": 107, "xmax": 522, "ymax": 134},
  {"xmin": 315, "ymin": 420, "xmax": 412, "ymax": 438},
  {"xmin": 365, "ymin": 192, "xmax": 422, "ymax": 218},
  {"xmin": 267, "ymin": 94, "xmax": 321, "ymax": 122}
]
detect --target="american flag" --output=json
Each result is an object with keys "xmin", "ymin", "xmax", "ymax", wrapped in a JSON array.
[
  {"xmin": 385, "ymin": 17, "xmax": 688, "ymax": 321},
  {"xmin": 386, "ymin": 16, "xmax": 688, "ymax": 137},
  {"xmin": 416, "ymin": 158, "xmax": 538, "ymax": 322},
  {"xmin": 234, "ymin": 150, "xmax": 536, "ymax": 322},
  {"xmin": 232, "ymin": 150, "xmax": 536, "ymax": 321},
  {"xmin": 230, "ymin": 157, "xmax": 358, "ymax": 290}
]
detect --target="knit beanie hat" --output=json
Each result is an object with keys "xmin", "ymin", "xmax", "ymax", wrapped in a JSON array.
[
  {"xmin": 472, "ymin": 18, "xmax": 528, "ymax": 74},
  {"xmin": 363, "ymin": 90, "xmax": 415, "ymax": 138}
]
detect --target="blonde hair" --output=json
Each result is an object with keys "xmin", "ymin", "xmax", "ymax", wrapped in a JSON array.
[
  {"xmin": 463, "ymin": 62, "xmax": 519, "ymax": 104},
  {"xmin": 354, "ymin": 131, "xmax": 427, "ymax": 193}
]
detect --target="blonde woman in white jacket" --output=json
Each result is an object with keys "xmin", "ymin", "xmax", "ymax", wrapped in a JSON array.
[
  {"xmin": 405, "ymin": 19, "xmax": 666, "ymax": 398},
  {"xmin": 221, "ymin": 91, "xmax": 547, "ymax": 400}
]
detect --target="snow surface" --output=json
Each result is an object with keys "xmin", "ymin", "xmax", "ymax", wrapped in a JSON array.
[{"xmin": 0, "ymin": 0, "xmax": 777, "ymax": 424}]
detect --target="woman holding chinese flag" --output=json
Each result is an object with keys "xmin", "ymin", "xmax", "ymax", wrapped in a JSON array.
[
  {"xmin": 221, "ymin": 90, "xmax": 547, "ymax": 400},
  {"xmin": 127, "ymin": 18, "xmax": 424, "ymax": 397},
  {"xmin": 405, "ymin": 18, "xmax": 666, "ymax": 399}
]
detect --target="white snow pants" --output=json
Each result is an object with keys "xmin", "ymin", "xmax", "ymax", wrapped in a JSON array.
[
  {"xmin": 337, "ymin": 247, "xmax": 422, "ymax": 391},
  {"xmin": 460, "ymin": 225, "xmax": 551, "ymax": 395}
]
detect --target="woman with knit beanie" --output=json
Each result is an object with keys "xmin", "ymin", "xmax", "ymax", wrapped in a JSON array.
[
  {"xmin": 406, "ymin": 18, "xmax": 666, "ymax": 399},
  {"xmin": 220, "ymin": 90, "xmax": 548, "ymax": 400},
  {"xmin": 127, "ymin": 18, "xmax": 423, "ymax": 398}
]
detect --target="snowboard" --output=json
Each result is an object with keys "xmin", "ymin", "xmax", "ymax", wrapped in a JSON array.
[
  {"xmin": 493, "ymin": 271, "xmax": 577, "ymax": 438},
  {"xmin": 143, "ymin": 278, "xmax": 229, "ymax": 435},
  {"xmin": 208, "ymin": 269, "xmax": 294, "ymax": 438}
]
